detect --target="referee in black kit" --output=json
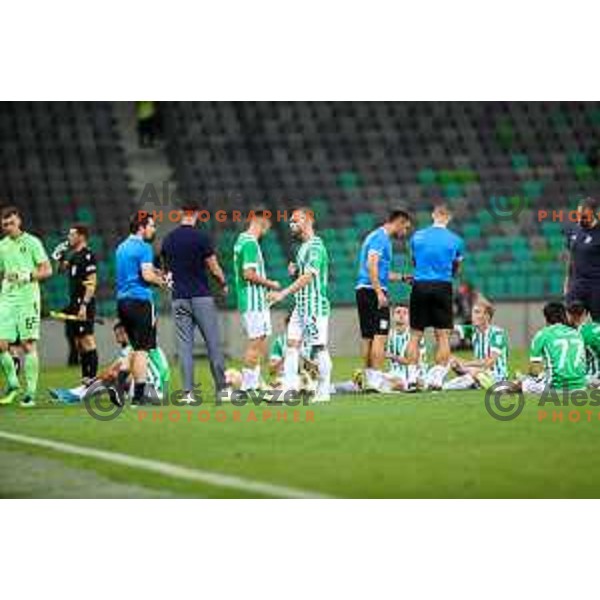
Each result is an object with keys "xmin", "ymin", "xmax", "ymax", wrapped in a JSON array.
[
  {"xmin": 565, "ymin": 197, "xmax": 600, "ymax": 321},
  {"xmin": 53, "ymin": 224, "xmax": 98, "ymax": 383}
]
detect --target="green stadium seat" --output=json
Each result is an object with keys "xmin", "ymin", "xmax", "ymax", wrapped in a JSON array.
[
  {"xmin": 417, "ymin": 168, "xmax": 436, "ymax": 185},
  {"xmin": 75, "ymin": 207, "xmax": 94, "ymax": 224},
  {"xmin": 337, "ymin": 171, "xmax": 362, "ymax": 190},
  {"xmin": 511, "ymin": 154, "xmax": 529, "ymax": 171}
]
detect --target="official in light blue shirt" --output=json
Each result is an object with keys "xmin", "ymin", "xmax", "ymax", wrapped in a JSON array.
[
  {"xmin": 410, "ymin": 225, "xmax": 464, "ymax": 283},
  {"xmin": 116, "ymin": 234, "xmax": 155, "ymax": 302},
  {"xmin": 356, "ymin": 226, "xmax": 393, "ymax": 290},
  {"xmin": 115, "ymin": 214, "xmax": 166, "ymax": 405},
  {"xmin": 355, "ymin": 209, "xmax": 413, "ymax": 392},
  {"xmin": 406, "ymin": 204, "xmax": 465, "ymax": 391}
]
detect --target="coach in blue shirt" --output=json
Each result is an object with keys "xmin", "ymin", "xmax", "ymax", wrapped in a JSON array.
[
  {"xmin": 116, "ymin": 214, "xmax": 168, "ymax": 405},
  {"xmin": 160, "ymin": 207, "xmax": 228, "ymax": 400},
  {"xmin": 406, "ymin": 204, "xmax": 464, "ymax": 390},
  {"xmin": 355, "ymin": 209, "xmax": 413, "ymax": 391}
]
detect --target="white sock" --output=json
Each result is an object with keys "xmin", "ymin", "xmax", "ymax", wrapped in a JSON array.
[
  {"xmin": 283, "ymin": 347, "xmax": 300, "ymax": 390},
  {"xmin": 407, "ymin": 365, "xmax": 418, "ymax": 386},
  {"xmin": 315, "ymin": 349, "xmax": 332, "ymax": 397},
  {"xmin": 253, "ymin": 365, "xmax": 261, "ymax": 389},
  {"xmin": 428, "ymin": 365, "xmax": 449, "ymax": 389},
  {"xmin": 443, "ymin": 374, "xmax": 476, "ymax": 391},
  {"xmin": 241, "ymin": 368, "xmax": 255, "ymax": 391},
  {"xmin": 365, "ymin": 368, "xmax": 378, "ymax": 388}
]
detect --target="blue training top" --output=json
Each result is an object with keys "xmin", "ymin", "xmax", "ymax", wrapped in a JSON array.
[
  {"xmin": 356, "ymin": 226, "xmax": 393, "ymax": 290},
  {"xmin": 116, "ymin": 235, "xmax": 154, "ymax": 302},
  {"xmin": 410, "ymin": 225, "xmax": 464, "ymax": 283}
]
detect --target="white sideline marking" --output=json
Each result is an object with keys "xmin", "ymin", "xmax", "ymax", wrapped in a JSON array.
[{"xmin": 0, "ymin": 430, "xmax": 330, "ymax": 499}]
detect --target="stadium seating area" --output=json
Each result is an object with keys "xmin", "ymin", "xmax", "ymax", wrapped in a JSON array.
[
  {"xmin": 161, "ymin": 101, "xmax": 600, "ymax": 305},
  {"xmin": 0, "ymin": 102, "xmax": 133, "ymax": 315},
  {"xmin": 2, "ymin": 102, "xmax": 600, "ymax": 313}
]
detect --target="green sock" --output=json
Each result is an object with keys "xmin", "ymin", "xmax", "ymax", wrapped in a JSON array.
[
  {"xmin": 0, "ymin": 351, "xmax": 20, "ymax": 390},
  {"xmin": 149, "ymin": 348, "xmax": 171, "ymax": 389},
  {"xmin": 24, "ymin": 353, "xmax": 39, "ymax": 397}
]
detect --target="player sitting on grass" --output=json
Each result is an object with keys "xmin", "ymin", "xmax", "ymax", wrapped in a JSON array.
[
  {"xmin": 443, "ymin": 300, "xmax": 509, "ymax": 390},
  {"xmin": 566, "ymin": 301, "xmax": 600, "ymax": 387},
  {"xmin": 334, "ymin": 304, "xmax": 427, "ymax": 393},
  {"xmin": 49, "ymin": 322, "xmax": 170, "ymax": 404},
  {"xmin": 516, "ymin": 302, "xmax": 587, "ymax": 394}
]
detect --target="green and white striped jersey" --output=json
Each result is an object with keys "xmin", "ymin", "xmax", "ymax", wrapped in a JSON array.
[
  {"xmin": 386, "ymin": 329, "xmax": 427, "ymax": 378},
  {"xmin": 233, "ymin": 232, "xmax": 267, "ymax": 313},
  {"xmin": 294, "ymin": 236, "xmax": 330, "ymax": 317},
  {"xmin": 579, "ymin": 321, "xmax": 600, "ymax": 379},
  {"xmin": 455, "ymin": 324, "xmax": 510, "ymax": 381}
]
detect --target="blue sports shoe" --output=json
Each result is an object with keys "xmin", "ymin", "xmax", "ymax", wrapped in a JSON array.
[{"xmin": 48, "ymin": 388, "xmax": 82, "ymax": 404}]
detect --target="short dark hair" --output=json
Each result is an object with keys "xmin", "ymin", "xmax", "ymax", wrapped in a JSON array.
[
  {"xmin": 387, "ymin": 208, "xmax": 412, "ymax": 223},
  {"xmin": 129, "ymin": 212, "xmax": 154, "ymax": 234},
  {"xmin": 180, "ymin": 202, "xmax": 199, "ymax": 213},
  {"xmin": 579, "ymin": 196, "xmax": 599, "ymax": 212},
  {"xmin": 543, "ymin": 302, "xmax": 567, "ymax": 325},
  {"xmin": 70, "ymin": 223, "xmax": 89, "ymax": 238},
  {"xmin": 579, "ymin": 197, "xmax": 599, "ymax": 222},
  {"xmin": 113, "ymin": 321, "xmax": 125, "ymax": 331},
  {"xmin": 566, "ymin": 300, "xmax": 588, "ymax": 319},
  {"xmin": 1, "ymin": 206, "xmax": 21, "ymax": 221}
]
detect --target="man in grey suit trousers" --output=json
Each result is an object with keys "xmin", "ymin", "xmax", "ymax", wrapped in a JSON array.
[{"xmin": 160, "ymin": 207, "xmax": 227, "ymax": 401}]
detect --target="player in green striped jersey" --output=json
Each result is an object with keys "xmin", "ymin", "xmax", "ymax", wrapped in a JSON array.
[
  {"xmin": 566, "ymin": 301, "xmax": 600, "ymax": 385},
  {"xmin": 333, "ymin": 304, "xmax": 427, "ymax": 393},
  {"xmin": 232, "ymin": 211, "xmax": 281, "ymax": 393},
  {"xmin": 268, "ymin": 208, "xmax": 332, "ymax": 402},
  {"xmin": 0, "ymin": 207, "xmax": 52, "ymax": 407},
  {"xmin": 444, "ymin": 300, "xmax": 509, "ymax": 390},
  {"xmin": 384, "ymin": 304, "xmax": 428, "ymax": 389}
]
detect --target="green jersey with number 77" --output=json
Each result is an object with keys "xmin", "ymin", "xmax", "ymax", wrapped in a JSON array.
[{"xmin": 530, "ymin": 323, "xmax": 587, "ymax": 390}]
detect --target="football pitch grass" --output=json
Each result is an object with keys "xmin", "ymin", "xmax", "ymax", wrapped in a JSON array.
[{"xmin": 2, "ymin": 353, "xmax": 600, "ymax": 498}]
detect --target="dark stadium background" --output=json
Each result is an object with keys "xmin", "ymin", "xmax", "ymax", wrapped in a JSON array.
[{"xmin": 2, "ymin": 101, "xmax": 598, "ymax": 364}]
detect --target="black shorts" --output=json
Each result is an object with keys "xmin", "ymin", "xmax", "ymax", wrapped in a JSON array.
[
  {"xmin": 66, "ymin": 318, "xmax": 95, "ymax": 338},
  {"xmin": 356, "ymin": 288, "xmax": 390, "ymax": 339},
  {"xmin": 65, "ymin": 302, "xmax": 96, "ymax": 338},
  {"xmin": 567, "ymin": 284, "xmax": 600, "ymax": 322},
  {"xmin": 410, "ymin": 281, "xmax": 454, "ymax": 331},
  {"xmin": 117, "ymin": 299, "xmax": 156, "ymax": 351}
]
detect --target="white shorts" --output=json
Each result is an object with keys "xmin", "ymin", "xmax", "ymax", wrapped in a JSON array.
[
  {"xmin": 241, "ymin": 310, "xmax": 272, "ymax": 340},
  {"xmin": 287, "ymin": 308, "xmax": 329, "ymax": 347}
]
